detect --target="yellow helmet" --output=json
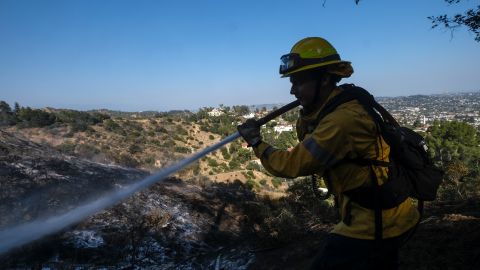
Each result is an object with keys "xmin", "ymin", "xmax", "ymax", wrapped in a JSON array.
[{"xmin": 279, "ymin": 37, "xmax": 353, "ymax": 78}]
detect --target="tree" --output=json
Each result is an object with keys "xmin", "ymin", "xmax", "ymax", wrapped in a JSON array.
[
  {"xmin": 233, "ymin": 105, "xmax": 250, "ymax": 115},
  {"xmin": 0, "ymin": 101, "xmax": 15, "ymax": 126},
  {"xmin": 0, "ymin": 101, "xmax": 12, "ymax": 113},
  {"xmin": 16, "ymin": 106, "xmax": 56, "ymax": 127},
  {"xmin": 13, "ymin": 102, "xmax": 20, "ymax": 113},
  {"xmin": 427, "ymin": 121, "xmax": 480, "ymax": 166},
  {"xmin": 428, "ymin": 0, "xmax": 480, "ymax": 42}
]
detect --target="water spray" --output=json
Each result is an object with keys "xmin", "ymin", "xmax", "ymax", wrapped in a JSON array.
[{"xmin": 0, "ymin": 100, "xmax": 300, "ymax": 254}]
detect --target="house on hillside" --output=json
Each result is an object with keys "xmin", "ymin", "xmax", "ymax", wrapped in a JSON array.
[
  {"xmin": 208, "ymin": 108, "xmax": 224, "ymax": 117},
  {"xmin": 242, "ymin": 113, "xmax": 255, "ymax": 119},
  {"xmin": 274, "ymin": 125, "xmax": 293, "ymax": 133}
]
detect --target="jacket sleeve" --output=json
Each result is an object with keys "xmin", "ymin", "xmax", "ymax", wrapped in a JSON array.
[{"xmin": 253, "ymin": 110, "xmax": 354, "ymax": 178}]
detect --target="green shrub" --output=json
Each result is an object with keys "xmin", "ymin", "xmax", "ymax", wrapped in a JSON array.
[
  {"xmin": 161, "ymin": 139, "xmax": 175, "ymax": 147},
  {"xmin": 236, "ymin": 148, "xmax": 252, "ymax": 163},
  {"xmin": 228, "ymin": 159, "xmax": 241, "ymax": 170},
  {"xmin": 174, "ymin": 146, "xmax": 191, "ymax": 154},
  {"xmin": 155, "ymin": 126, "xmax": 168, "ymax": 133},
  {"xmin": 245, "ymin": 179, "xmax": 258, "ymax": 190},
  {"xmin": 221, "ymin": 147, "xmax": 231, "ymax": 160},
  {"xmin": 271, "ymin": 177, "xmax": 283, "ymax": 189},
  {"xmin": 76, "ymin": 144, "xmax": 100, "ymax": 159},
  {"xmin": 104, "ymin": 119, "xmax": 120, "ymax": 131},
  {"xmin": 16, "ymin": 107, "xmax": 56, "ymax": 128},
  {"xmin": 246, "ymin": 161, "xmax": 262, "ymax": 171},
  {"xmin": 207, "ymin": 158, "xmax": 218, "ymax": 167},
  {"xmin": 70, "ymin": 120, "xmax": 89, "ymax": 133},
  {"xmin": 56, "ymin": 141, "xmax": 76, "ymax": 155},
  {"xmin": 176, "ymin": 126, "xmax": 188, "ymax": 136},
  {"xmin": 144, "ymin": 156, "xmax": 155, "ymax": 165},
  {"xmin": 116, "ymin": 153, "xmax": 139, "ymax": 167},
  {"xmin": 128, "ymin": 144, "xmax": 143, "ymax": 154}
]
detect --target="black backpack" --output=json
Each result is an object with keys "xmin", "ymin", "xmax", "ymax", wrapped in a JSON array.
[{"xmin": 313, "ymin": 84, "xmax": 444, "ymax": 240}]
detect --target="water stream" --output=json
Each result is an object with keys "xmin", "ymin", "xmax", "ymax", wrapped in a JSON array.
[{"xmin": 0, "ymin": 132, "xmax": 241, "ymax": 254}]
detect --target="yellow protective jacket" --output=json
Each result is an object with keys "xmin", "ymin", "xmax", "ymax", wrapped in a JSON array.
[{"xmin": 253, "ymin": 87, "xmax": 419, "ymax": 240}]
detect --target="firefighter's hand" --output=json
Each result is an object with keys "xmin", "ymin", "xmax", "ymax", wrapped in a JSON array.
[{"xmin": 237, "ymin": 119, "xmax": 262, "ymax": 147}]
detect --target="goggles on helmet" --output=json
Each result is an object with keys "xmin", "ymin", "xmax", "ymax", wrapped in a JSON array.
[{"xmin": 279, "ymin": 53, "xmax": 340, "ymax": 75}]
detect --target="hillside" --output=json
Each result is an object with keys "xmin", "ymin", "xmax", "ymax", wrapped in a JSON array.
[
  {"xmin": 0, "ymin": 129, "xmax": 479, "ymax": 269},
  {"xmin": 0, "ymin": 103, "xmax": 300, "ymax": 196}
]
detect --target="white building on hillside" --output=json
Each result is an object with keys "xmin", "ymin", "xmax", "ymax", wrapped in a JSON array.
[
  {"xmin": 208, "ymin": 108, "xmax": 224, "ymax": 117},
  {"xmin": 274, "ymin": 125, "xmax": 294, "ymax": 133},
  {"xmin": 243, "ymin": 112, "xmax": 255, "ymax": 119}
]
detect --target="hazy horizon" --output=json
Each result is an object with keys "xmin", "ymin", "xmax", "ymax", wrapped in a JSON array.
[{"xmin": 3, "ymin": 88, "xmax": 479, "ymax": 113}]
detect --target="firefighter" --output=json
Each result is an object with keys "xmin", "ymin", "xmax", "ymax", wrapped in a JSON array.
[{"xmin": 238, "ymin": 37, "xmax": 419, "ymax": 269}]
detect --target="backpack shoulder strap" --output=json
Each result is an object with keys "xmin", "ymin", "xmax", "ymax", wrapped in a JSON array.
[
  {"xmin": 313, "ymin": 84, "xmax": 361, "ymax": 125},
  {"xmin": 314, "ymin": 84, "xmax": 381, "ymax": 125}
]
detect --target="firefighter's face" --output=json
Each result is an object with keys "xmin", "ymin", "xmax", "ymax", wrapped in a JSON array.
[{"xmin": 289, "ymin": 72, "xmax": 318, "ymax": 110}]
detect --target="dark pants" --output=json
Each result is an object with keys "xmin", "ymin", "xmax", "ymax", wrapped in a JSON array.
[{"xmin": 310, "ymin": 231, "xmax": 412, "ymax": 270}]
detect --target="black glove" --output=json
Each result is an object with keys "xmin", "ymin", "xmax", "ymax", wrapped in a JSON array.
[{"xmin": 237, "ymin": 119, "xmax": 262, "ymax": 147}]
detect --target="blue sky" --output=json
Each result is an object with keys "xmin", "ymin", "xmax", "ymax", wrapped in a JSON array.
[{"xmin": 1, "ymin": 0, "xmax": 479, "ymax": 111}]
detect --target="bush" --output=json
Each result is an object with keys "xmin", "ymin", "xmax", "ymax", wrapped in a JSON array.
[
  {"xmin": 176, "ymin": 126, "xmax": 188, "ymax": 136},
  {"xmin": 207, "ymin": 158, "xmax": 218, "ymax": 167},
  {"xmin": 271, "ymin": 177, "xmax": 283, "ymax": 189},
  {"xmin": 16, "ymin": 107, "xmax": 56, "ymax": 128},
  {"xmin": 236, "ymin": 148, "xmax": 252, "ymax": 163},
  {"xmin": 104, "ymin": 119, "xmax": 125, "ymax": 135},
  {"xmin": 56, "ymin": 141, "xmax": 76, "ymax": 155},
  {"xmin": 221, "ymin": 147, "xmax": 231, "ymax": 160},
  {"xmin": 173, "ymin": 134, "xmax": 186, "ymax": 143},
  {"xmin": 245, "ymin": 179, "xmax": 258, "ymax": 190},
  {"xmin": 128, "ymin": 144, "xmax": 143, "ymax": 154},
  {"xmin": 116, "ymin": 153, "xmax": 139, "ymax": 167},
  {"xmin": 228, "ymin": 159, "xmax": 241, "ymax": 170},
  {"xmin": 174, "ymin": 146, "xmax": 191, "ymax": 154},
  {"xmin": 155, "ymin": 126, "xmax": 168, "ymax": 133},
  {"xmin": 70, "ymin": 120, "xmax": 89, "ymax": 133},
  {"xmin": 246, "ymin": 161, "xmax": 262, "ymax": 171},
  {"xmin": 164, "ymin": 140, "xmax": 176, "ymax": 147},
  {"xmin": 76, "ymin": 144, "xmax": 100, "ymax": 159},
  {"xmin": 144, "ymin": 156, "xmax": 155, "ymax": 165}
]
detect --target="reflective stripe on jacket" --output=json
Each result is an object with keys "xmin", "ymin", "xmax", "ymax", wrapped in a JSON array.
[{"xmin": 253, "ymin": 87, "xmax": 419, "ymax": 240}]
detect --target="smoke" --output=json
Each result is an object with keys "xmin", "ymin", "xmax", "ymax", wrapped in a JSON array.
[{"xmin": 0, "ymin": 132, "xmax": 241, "ymax": 254}]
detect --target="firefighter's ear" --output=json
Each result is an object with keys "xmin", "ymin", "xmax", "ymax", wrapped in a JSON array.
[{"xmin": 320, "ymin": 73, "xmax": 333, "ymax": 87}]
